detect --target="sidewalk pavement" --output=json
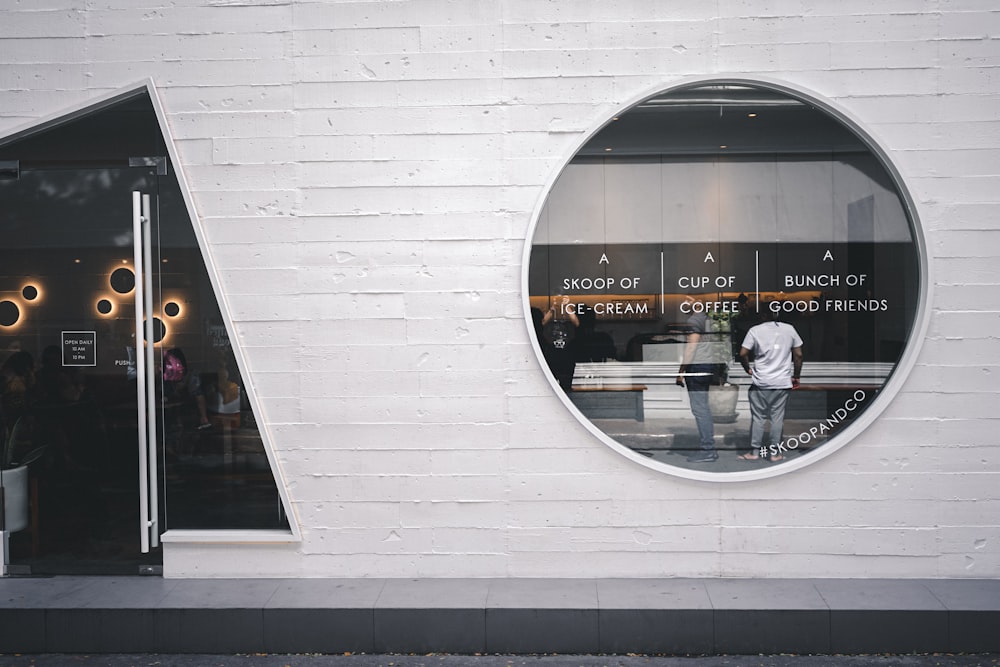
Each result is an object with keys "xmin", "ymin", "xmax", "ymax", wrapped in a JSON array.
[{"xmin": 0, "ymin": 577, "xmax": 998, "ymax": 656}]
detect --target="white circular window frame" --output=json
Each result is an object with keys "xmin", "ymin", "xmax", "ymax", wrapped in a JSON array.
[{"xmin": 521, "ymin": 75, "xmax": 933, "ymax": 483}]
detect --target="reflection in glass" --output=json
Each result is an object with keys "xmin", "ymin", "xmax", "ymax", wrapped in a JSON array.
[{"xmin": 528, "ymin": 83, "xmax": 921, "ymax": 475}]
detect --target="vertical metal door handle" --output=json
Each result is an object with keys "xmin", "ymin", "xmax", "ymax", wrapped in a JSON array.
[
  {"xmin": 142, "ymin": 194, "xmax": 159, "ymax": 548},
  {"xmin": 132, "ymin": 192, "xmax": 150, "ymax": 554}
]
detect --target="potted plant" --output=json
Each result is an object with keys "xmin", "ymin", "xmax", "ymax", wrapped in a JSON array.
[{"xmin": 1, "ymin": 417, "xmax": 44, "ymax": 533}]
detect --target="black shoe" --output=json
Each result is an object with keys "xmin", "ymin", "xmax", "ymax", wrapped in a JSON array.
[{"xmin": 686, "ymin": 451, "xmax": 718, "ymax": 463}]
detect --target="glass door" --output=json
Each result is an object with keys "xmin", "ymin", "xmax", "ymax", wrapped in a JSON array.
[
  {"xmin": 1, "ymin": 89, "xmax": 291, "ymax": 575},
  {"xmin": 0, "ymin": 163, "xmax": 165, "ymax": 574}
]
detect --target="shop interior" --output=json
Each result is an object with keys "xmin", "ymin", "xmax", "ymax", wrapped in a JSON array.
[{"xmin": 528, "ymin": 84, "xmax": 921, "ymax": 473}]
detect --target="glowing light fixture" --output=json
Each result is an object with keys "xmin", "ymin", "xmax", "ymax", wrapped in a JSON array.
[
  {"xmin": 110, "ymin": 267, "xmax": 136, "ymax": 294},
  {"xmin": 0, "ymin": 300, "xmax": 20, "ymax": 327}
]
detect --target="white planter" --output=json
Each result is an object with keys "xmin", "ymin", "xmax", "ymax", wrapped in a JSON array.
[
  {"xmin": 709, "ymin": 383, "xmax": 740, "ymax": 423},
  {"xmin": 1, "ymin": 465, "xmax": 28, "ymax": 533}
]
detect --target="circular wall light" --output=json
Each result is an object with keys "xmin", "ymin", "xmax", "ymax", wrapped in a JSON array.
[
  {"xmin": 97, "ymin": 299, "xmax": 114, "ymax": 315},
  {"xmin": 524, "ymin": 78, "xmax": 928, "ymax": 482},
  {"xmin": 22, "ymin": 285, "xmax": 39, "ymax": 301},
  {"xmin": 110, "ymin": 267, "xmax": 136, "ymax": 294},
  {"xmin": 164, "ymin": 301, "xmax": 181, "ymax": 317},
  {"xmin": 0, "ymin": 300, "xmax": 20, "ymax": 327},
  {"xmin": 144, "ymin": 317, "xmax": 166, "ymax": 344}
]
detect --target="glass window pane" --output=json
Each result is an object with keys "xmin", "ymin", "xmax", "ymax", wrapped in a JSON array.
[{"xmin": 526, "ymin": 83, "xmax": 924, "ymax": 478}]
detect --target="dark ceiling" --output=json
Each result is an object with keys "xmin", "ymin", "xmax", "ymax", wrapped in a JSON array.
[
  {"xmin": 577, "ymin": 85, "xmax": 868, "ymax": 158},
  {"xmin": 0, "ymin": 92, "xmax": 167, "ymax": 168}
]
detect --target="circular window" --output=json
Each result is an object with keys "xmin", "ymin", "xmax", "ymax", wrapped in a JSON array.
[{"xmin": 525, "ymin": 80, "xmax": 927, "ymax": 481}]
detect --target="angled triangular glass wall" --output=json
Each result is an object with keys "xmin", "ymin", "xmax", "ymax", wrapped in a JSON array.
[{"xmin": 0, "ymin": 86, "xmax": 290, "ymax": 574}]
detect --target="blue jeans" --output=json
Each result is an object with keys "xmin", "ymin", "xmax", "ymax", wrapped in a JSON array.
[
  {"xmin": 685, "ymin": 364, "xmax": 716, "ymax": 451},
  {"xmin": 748, "ymin": 385, "xmax": 790, "ymax": 454}
]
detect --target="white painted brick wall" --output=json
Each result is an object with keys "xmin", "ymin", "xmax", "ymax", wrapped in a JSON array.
[{"xmin": 2, "ymin": 0, "xmax": 998, "ymax": 579}]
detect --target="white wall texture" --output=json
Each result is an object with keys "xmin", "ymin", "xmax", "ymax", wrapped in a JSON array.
[{"xmin": 1, "ymin": 0, "xmax": 998, "ymax": 579}]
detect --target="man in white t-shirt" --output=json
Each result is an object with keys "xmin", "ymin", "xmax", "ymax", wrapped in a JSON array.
[{"xmin": 738, "ymin": 310, "xmax": 803, "ymax": 462}]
